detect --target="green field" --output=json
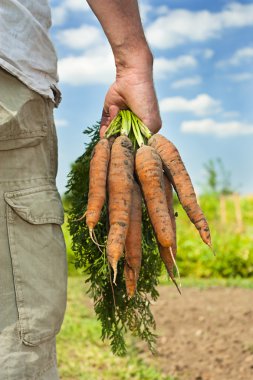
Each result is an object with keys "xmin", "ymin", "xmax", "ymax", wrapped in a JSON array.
[
  {"xmin": 63, "ymin": 194, "xmax": 253, "ymax": 279},
  {"xmin": 57, "ymin": 277, "xmax": 175, "ymax": 380},
  {"xmin": 58, "ymin": 194, "xmax": 253, "ymax": 379},
  {"xmin": 60, "ymin": 222, "xmax": 175, "ymax": 379},
  {"xmin": 57, "ymin": 276, "xmax": 253, "ymax": 380}
]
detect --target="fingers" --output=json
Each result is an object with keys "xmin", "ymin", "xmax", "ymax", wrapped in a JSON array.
[
  {"xmin": 138, "ymin": 95, "xmax": 162, "ymax": 134},
  {"xmin": 99, "ymin": 77, "xmax": 162, "ymax": 138},
  {"xmin": 100, "ymin": 105, "xmax": 120, "ymax": 138},
  {"xmin": 99, "ymin": 125, "xmax": 108, "ymax": 138},
  {"xmin": 100, "ymin": 108, "xmax": 110, "ymax": 138},
  {"xmin": 135, "ymin": 106, "xmax": 162, "ymax": 135},
  {"xmin": 142, "ymin": 112, "xmax": 162, "ymax": 135},
  {"xmin": 109, "ymin": 105, "xmax": 120, "ymax": 120}
]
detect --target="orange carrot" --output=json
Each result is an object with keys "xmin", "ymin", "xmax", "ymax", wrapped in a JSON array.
[
  {"xmin": 124, "ymin": 181, "xmax": 142, "ymax": 298},
  {"xmin": 149, "ymin": 134, "xmax": 211, "ymax": 247},
  {"xmin": 86, "ymin": 138, "xmax": 110, "ymax": 238},
  {"xmin": 135, "ymin": 145, "xmax": 174, "ymax": 248},
  {"xmin": 107, "ymin": 135, "xmax": 134, "ymax": 283}
]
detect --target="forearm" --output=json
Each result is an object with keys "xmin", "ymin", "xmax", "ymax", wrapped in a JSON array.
[
  {"xmin": 87, "ymin": 0, "xmax": 161, "ymax": 134},
  {"xmin": 86, "ymin": 0, "xmax": 152, "ymax": 70}
]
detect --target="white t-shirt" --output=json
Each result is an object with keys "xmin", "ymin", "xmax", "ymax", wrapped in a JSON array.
[{"xmin": 0, "ymin": 0, "xmax": 59, "ymax": 103}]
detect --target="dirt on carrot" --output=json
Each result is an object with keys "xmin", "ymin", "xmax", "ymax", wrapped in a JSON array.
[
  {"xmin": 149, "ymin": 134, "xmax": 211, "ymax": 248},
  {"xmin": 135, "ymin": 145, "xmax": 174, "ymax": 248},
  {"xmin": 86, "ymin": 138, "xmax": 110, "ymax": 238},
  {"xmin": 124, "ymin": 180, "xmax": 142, "ymax": 298},
  {"xmin": 107, "ymin": 135, "xmax": 134, "ymax": 283}
]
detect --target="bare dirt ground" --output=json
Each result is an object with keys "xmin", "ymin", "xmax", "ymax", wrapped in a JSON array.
[{"xmin": 143, "ymin": 286, "xmax": 253, "ymax": 380}]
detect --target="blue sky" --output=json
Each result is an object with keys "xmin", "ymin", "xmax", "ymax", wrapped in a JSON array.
[{"xmin": 50, "ymin": 0, "xmax": 253, "ymax": 195}]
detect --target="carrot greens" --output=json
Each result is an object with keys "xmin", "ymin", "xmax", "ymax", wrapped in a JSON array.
[{"xmin": 105, "ymin": 110, "xmax": 152, "ymax": 148}]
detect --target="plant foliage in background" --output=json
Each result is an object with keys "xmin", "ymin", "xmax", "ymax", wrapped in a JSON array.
[{"xmin": 66, "ymin": 123, "xmax": 163, "ymax": 356}]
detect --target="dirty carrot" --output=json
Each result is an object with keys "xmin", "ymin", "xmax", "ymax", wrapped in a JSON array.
[
  {"xmin": 85, "ymin": 138, "xmax": 110, "ymax": 241},
  {"xmin": 135, "ymin": 145, "xmax": 174, "ymax": 248},
  {"xmin": 124, "ymin": 181, "xmax": 142, "ymax": 298},
  {"xmin": 107, "ymin": 135, "xmax": 134, "ymax": 283},
  {"xmin": 149, "ymin": 134, "xmax": 211, "ymax": 247}
]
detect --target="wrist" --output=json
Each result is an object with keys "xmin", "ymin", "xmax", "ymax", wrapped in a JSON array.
[{"xmin": 114, "ymin": 43, "xmax": 153, "ymax": 74}]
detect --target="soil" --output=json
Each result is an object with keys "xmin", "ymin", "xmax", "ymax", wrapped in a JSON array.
[{"xmin": 143, "ymin": 286, "xmax": 253, "ymax": 380}]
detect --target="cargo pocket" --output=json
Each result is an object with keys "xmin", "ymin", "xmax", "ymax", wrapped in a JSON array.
[
  {"xmin": 4, "ymin": 184, "xmax": 67, "ymax": 346},
  {"xmin": 0, "ymin": 97, "xmax": 47, "ymax": 150}
]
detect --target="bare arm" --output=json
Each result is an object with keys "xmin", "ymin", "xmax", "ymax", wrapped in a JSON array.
[{"xmin": 87, "ymin": 0, "xmax": 161, "ymax": 136}]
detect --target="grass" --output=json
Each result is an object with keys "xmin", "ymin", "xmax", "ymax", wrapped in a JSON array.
[
  {"xmin": 59, "ymin": 210, "xmax": 253, "ymax": 379},
  {"xmin": 57, "ymin": 277, "xmax": 175, "ymax": 380},
  {"xmin": 159, "ymin": 275, "xmax": 253, "ymax": 289},
  {"xmin": 62, "ymin": 218, "xmax": 82, "ymax": 277},
  {"xmin": 57, "ymin": 275, "xmax": 253, "ymax": 380}
]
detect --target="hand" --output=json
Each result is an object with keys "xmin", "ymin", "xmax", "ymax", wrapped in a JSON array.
[{"xmin": 100, "ymin": 58, "xmax": 162, "ymax": 138}]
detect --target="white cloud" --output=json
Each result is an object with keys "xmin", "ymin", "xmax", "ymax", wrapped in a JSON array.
[
  {"xmin": 64, "ymin": 0, "xmax": 90, "ymax": 12},
  {"xmin": 181, "ymin": 119, "xmax": 253, "ymax": 137},
  {"xmin": 155, "ymin": 5, "xmax": 170, "ymax": 16},
  {"xmin": 51, "ymin": 6, "xmax": 67, "ymax": 26},
  {"xmin": 59, "ymin": 50, "xmax": 196, "ymax": 86},
  {"xmin": 139, "ymin": 2, "xmax": 169, "ymax": 24},
  {"xmin": 57, "ymin": 25, "xmax": 103, "ymax": 49},
  {"xmin": 218, "ymin": 47, "xmax": 253, "ymax": 67},
  {"xmin": 171, "ymin": 76, "xmax": 202, "ymax": 89},
  {"xmin": 229, "ymin": 72, "xmax": 253, "ymax": 82},
  {"xmin": 58, "ymin": 49, "xmax": 197, "ymax": 86},
  {"xmin": 55, "ymin": 118, "xmax": 68, "ymax": 128},
  {"xmin": 154, "ymin": 55, "xmax": 197, "ymax": 79},
  {"xmin": 222, "ymin": 111, "xmax": 240, "ymax": 119},
  {"xmin": 58, "ymin": 45, "xmax": 115, "ymax": 85},
  {"xmin": 146, "ymin": 2, "xmax": 253, "ymax": 49},
  {"xmin": 230, "ymin": 46, "xmax": 253, "ymax": 65},
  {"xmin": 203, "ymin": 49, "xmax": 214, "ymax": 59},
  {"xmin": 160, "ymin": 94, "xmax": 221, "ymax": 116},
  {"xmin": 139, "ymin": 3, "xmax": 153, "ymax": 24},
  {"xmin": 51, "ymin": 0, "xmax": 90, "ymax": 26}
]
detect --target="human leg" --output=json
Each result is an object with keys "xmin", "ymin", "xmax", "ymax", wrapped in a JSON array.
[{"xmin": 0, "ymin": 68, "xmax": 67, "ymax": 379}]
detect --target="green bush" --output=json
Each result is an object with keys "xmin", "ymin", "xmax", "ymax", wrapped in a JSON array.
[
  {"xmin": 63, "ymin": 192, "xmax": 253, "ymax": 279},
  {"xmin": 172, "ymin": 194, "xmax": 253, "ymax": 279}
]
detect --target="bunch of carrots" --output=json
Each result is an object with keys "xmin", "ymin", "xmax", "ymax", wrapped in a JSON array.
[{"xmin": 81, "ymin": 110, "xmax": 212, "ymax": 298}]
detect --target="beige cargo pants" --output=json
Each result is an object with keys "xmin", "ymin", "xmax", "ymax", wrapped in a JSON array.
[{"xmin": 0, "ymin": 68, "xmax": 68, "ymax": 379}]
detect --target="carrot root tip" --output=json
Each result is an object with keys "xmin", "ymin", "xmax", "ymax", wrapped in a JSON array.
[
  {"xmin": 169, "ymin": 246, "xmax": 182, "ymax": 288},
  {"xmin": 113, "ymin": 270, "xmax": 117, "ymax": 285},
  {"xmin": 209, "ymin": 244, "xmax": 216, "ymax": 256},
  {"xmin": 89, "ymin": 229, "xmax": 104, "ymax": 253},
  {"xmin": 171, "ymin": 277, "xmax": 182, "ymax": 295},
  {"xmin": 73, "ymin": 211, "xmax": 86, "ymax": 222},
  {"xmin": 107, "ymin": 263, "xmax": 117, "ymax": 311},
  {"xmin": 108, "ymin": 260, "xmax": 118, "ymax": 285}
]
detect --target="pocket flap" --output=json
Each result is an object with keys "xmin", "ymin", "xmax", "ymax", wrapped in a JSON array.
[{"xmin": 4, "ymin": 184, "xmax": 64, "ymax": 225}]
